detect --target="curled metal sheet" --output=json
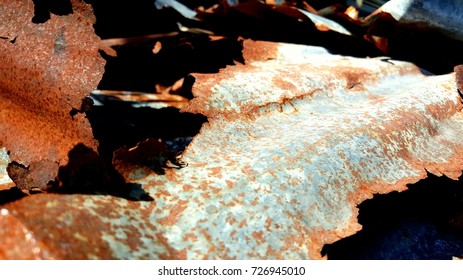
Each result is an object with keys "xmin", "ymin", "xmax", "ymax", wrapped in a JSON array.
[
  {"xmin": 380, "ymin": 0, "xmax": 463, "ymax": 41},
  {"xmin": 2, "ymin": 40, "xmax": 463, "ymax": 259},
  {"xmin": 298, "ymin": 9, "xmax": 352, "ymax": 35},
  {"xmin": 0, "ymin": 0, "xmax": 105, "ymax": 189}
]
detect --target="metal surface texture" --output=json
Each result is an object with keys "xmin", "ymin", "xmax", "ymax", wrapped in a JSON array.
[
  {"xmin": 0, "ymin": 0, "xmax": 105, "ymax": 189},
  {"xmin": 2, "ymin": 40, "xmax": 463, "ymax": 259}
]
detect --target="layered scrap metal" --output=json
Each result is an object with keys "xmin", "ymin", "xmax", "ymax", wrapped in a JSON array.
[
  {"xmin": 0, "ymin": 0, "xmax": 105, "ymax": 189},
  {"xmin": 2, "ymin": 40, "xmax": 463, "ymax": 259}
]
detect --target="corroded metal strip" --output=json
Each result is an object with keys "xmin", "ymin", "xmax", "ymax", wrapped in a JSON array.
[
  {"xmin": 2, "ymin": 40, "xmax": 463, "ymax": 259},
  {"xmin": 0, "ymin": 0, "xmax": 105, "ymax": 189}
]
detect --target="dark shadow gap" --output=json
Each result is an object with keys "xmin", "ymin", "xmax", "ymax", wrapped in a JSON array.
[
  {"xmin": 88, "ymin": 0, "xmax": 181, "ymax": 39},
  {"xmin": 31, "ymin": 0, "xmax": 73, "ymax": 24},
  {"xmin": 86, "ymin": 105, "xmax": 206, "ymax": 161},
  {"xmin": 47, "ymin": 143, "xmax": 154, "ymax": 201},
  {"xmin": 0, "ymin": 188, "xmax": 27, "ymax": 205},
  {"xmin": 97, "ymin": 34, "xmax": 243, "ymax": 93},
  {"xmin": 322, "ymin": 172, "xmax": 463, "ymax": 259}
]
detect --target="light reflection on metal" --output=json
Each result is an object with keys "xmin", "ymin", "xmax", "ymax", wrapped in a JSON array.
[
  {"xmin": 2, "ymin": 40, "xmax": 463, "ymax": 259},
  {"xmin": 0, "ymin": 148, "xmax": 14, "ymax": 191},
  {"xmin": 298, "ymin": 9, "xmax": 352, "ymax": 35},
  {"xmin": 91, "ymin": 90, "xmax": 189, "ymax": 109}
]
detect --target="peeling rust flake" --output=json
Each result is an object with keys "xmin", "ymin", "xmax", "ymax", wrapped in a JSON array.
[
  {"xmin": 0, "ymin": 0, "xmax": 105, "ymax": 190},
  {"xmin": 2, "ymin": 40, "xmax": 463, "ymax": 259}
]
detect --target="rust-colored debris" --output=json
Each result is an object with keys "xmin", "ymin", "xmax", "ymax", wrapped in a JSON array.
[
  {"xmin": 0, "ymin": 0, "xmax": 105, "ymax": 190},
  {"xmin": 2, "ymin": 40, "xmax": 463, "ymax": 259},
  {"xmin": 91, "ymin": 89, "xmax": 189, "ymax": 110}
]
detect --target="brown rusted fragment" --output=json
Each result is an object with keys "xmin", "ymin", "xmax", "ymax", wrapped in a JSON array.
[
  {"xmin": 113, "ymin": 138, "xmax": 186, "ymax": 181},
  {"xmin": 113, "ymin": 138, "xmax": 169, "ymax": 180},
  {"xmin": 0, "ymin": 0, "xmax": 105, "ymax": 190},
  {"xmin": 6, "ymin": 160, "xmax": 57, "ymax": 192}
]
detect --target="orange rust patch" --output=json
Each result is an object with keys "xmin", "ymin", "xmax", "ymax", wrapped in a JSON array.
[
  {"xmin": 208, "ymin": 167, "xmax": 222, "ymax": 176},
  {"xmin": 155, "ymin": 189, "xmax": 172, "ymax": 198},
  {"xmin": 228, "ymin": 217, "xmax": 237, "ymax": 225},
  {"xmin": 242, "ymin": 40, "xmax": 280, "ymax": 62},
  {"xmin": 183, "ymin": 232, "xmax": 198, "ymax": 242},
  {"xmin": 220, "ymin": 201, "xmax": 236, "ymax": 207},
  {"xmin": 182, "ymin": 184, "xmax": 193, "ymax": 191},
  {"xmin": 252, "ymin": 231, "xmax": 266, "ymax": 245},
  {"xmin": 425, "ymin": 100, "xmax": 461, "ymax": 121},
  {"xmin": 200, "ymin": 229, "xmax": 213, "ymax": 243},
  {"xmin": 157, "ymin": 200, "xmax": 188, "ymax": 226},
  {"xmin": 251, "ymin": 197, "xmax": 259, "ymax": 206},
  {"xmin": 265, "ymin": 217, "xmax": 272, "ymax": 231},
  {"xmin": 201, "ymin": 192, "xmax": 211, "ymax": 199},
  {"xmin": 225, "ymin": 180, "xmax": 234, "ymax": 188}
]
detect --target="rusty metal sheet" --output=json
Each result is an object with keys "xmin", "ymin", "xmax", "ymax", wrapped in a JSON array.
[
  {"xmin": 2, "ymin": 40, "xmax": 463, "ymax": 259},
  {"xmin": 0, "ymin": 0, "xmax": 105, "ymax": 190}
]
